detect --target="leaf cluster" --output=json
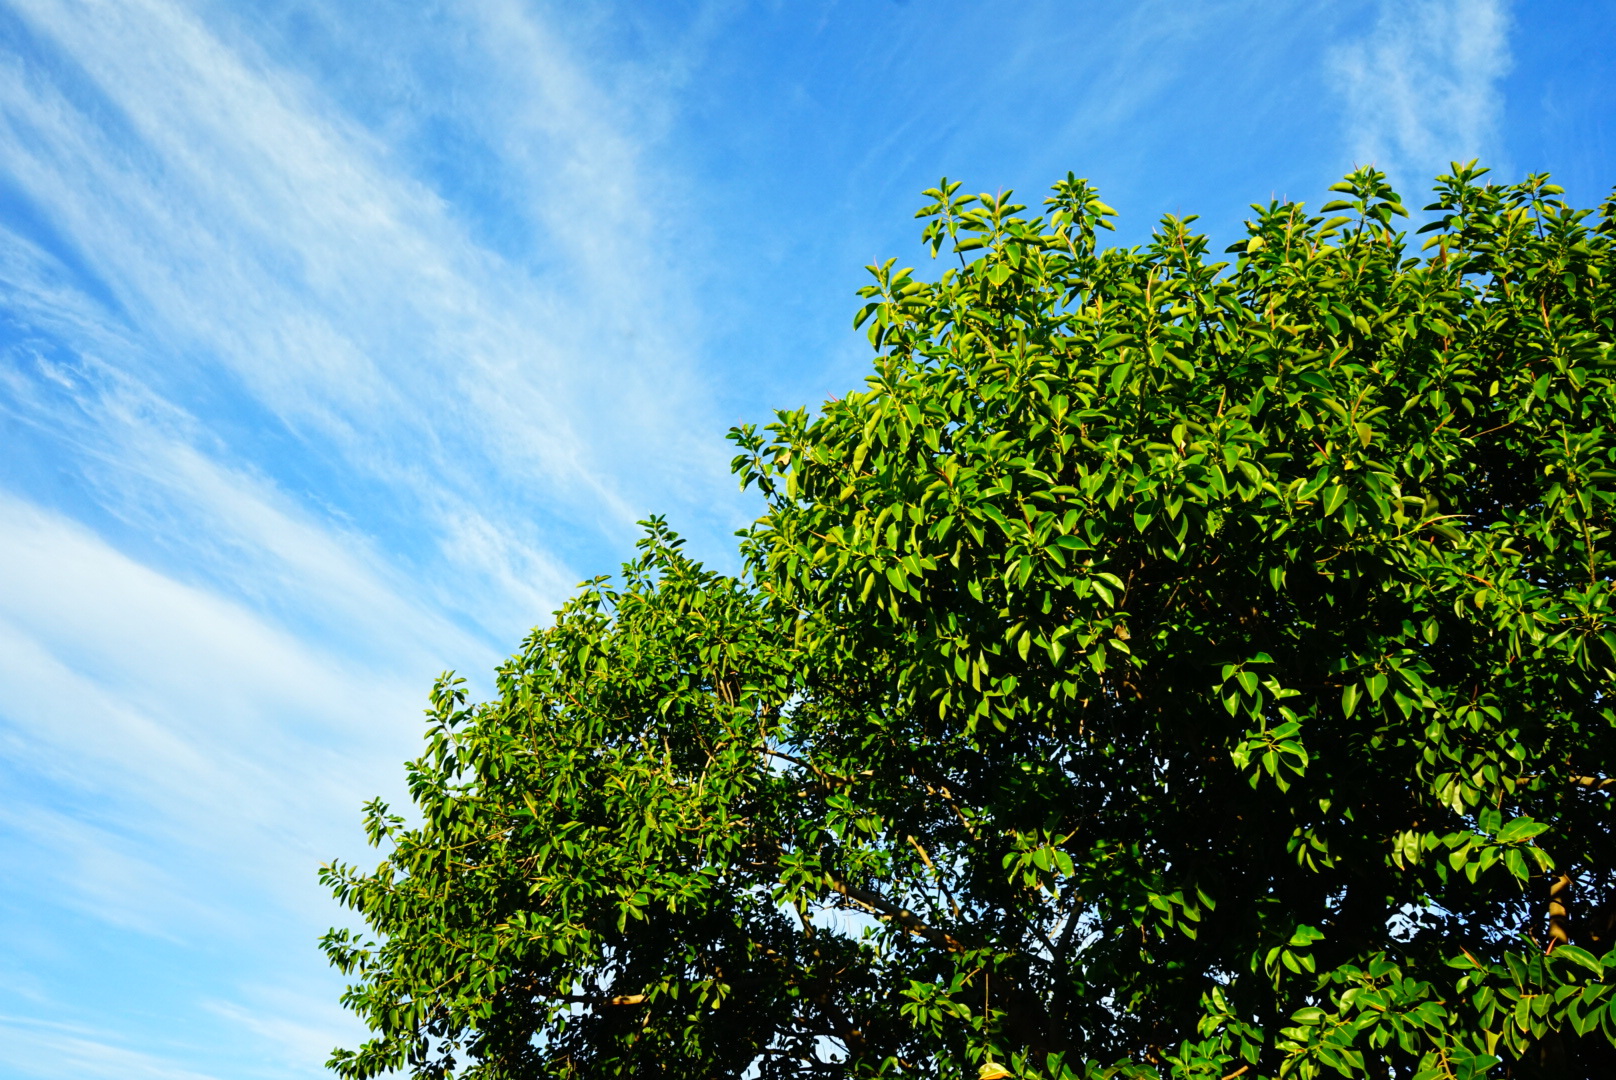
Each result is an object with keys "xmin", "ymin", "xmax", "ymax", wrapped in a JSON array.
[{"xmin": 326, "ymin": 164, "xmax": 1616, "ymax": 1079}]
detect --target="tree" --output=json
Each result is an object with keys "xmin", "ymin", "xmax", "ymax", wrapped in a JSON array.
[{"xmin": 322, "ymin": 163, "xmax": 1616, "ymax": 1079}]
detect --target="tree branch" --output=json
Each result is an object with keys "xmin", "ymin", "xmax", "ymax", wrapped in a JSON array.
[{"xmin": 825, "ymin": 874, "xmax": 968, "ymax": 953}]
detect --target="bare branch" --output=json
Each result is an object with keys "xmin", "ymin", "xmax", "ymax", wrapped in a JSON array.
[{"xmin": 824, "ymin": 874, "xmax": 967, "ymax": 953}]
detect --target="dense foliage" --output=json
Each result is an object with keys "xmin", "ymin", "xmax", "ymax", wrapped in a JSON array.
[{"xmin": 323, "ymin": 163, "xmax": 1616, "ymax": 1079}]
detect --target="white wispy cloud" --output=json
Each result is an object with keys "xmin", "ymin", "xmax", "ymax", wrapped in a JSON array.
[
  {"xmin": 0, "ymin": 0, "xmax": 738, "ymax": 617},
  {"xmin": 0, "ymin": 493, "xmax": 422, "ymax": 912},
  {"xmin": 0, "ymin": 0, "xmax": 732, "ymax": 1074},
  {"xmin": 0, "ymin": 457, "xmax": 449, "ymax": 1076},
  {"xmin": 1331, "ymin": 0, "xmax": 1514, "ymax": 186},
  {"xmin": 0, "ymin": 1015, "xmax": 224, "ymax": 1080}
]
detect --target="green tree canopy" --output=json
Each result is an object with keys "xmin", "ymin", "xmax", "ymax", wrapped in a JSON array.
[{"xmin": 323, "ymin": 163, "xmax": 1616, "ymax": 1080}]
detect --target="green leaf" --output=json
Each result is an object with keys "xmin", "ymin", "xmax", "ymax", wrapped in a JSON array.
[
  {"xmin": 1341, "ymin": 682, "xmax": 1361, "ymax": 718},
  {"xmin": 1550, "ymin": 945, "xmax": 1605, "ymax": 977},
  {"xmin": 1322, "ymin": 484, "xmax": 1347, "ymax": 516},
  {"xmin": 1496, "ymin": 817, "xmax": 1550, "ymax": 844},
  {"xmin": 1288, "ymin": 924, "xmax": 1325, "ymax": 947}
]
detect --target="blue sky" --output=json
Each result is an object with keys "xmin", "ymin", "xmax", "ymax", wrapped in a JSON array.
[{"xmin": 0, "ymin": 1, "xmax": 1609, "ymax": 1076}]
